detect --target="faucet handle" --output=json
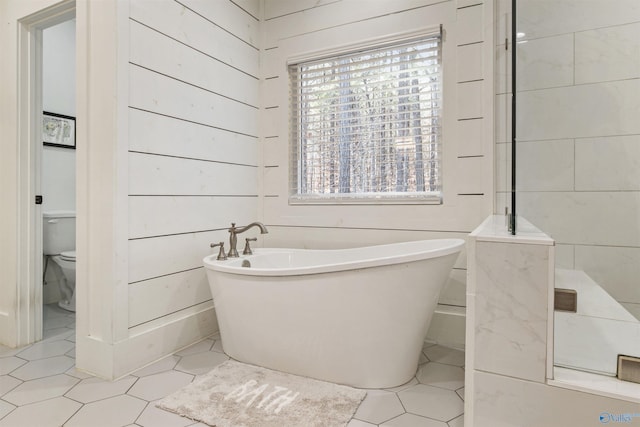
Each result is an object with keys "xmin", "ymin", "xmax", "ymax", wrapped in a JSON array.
[
  {"xmin": 210, "ymin": 242, "xmax": 227, "ymax": 261},
  {"xmin": 243, "ymin": 237, "xmax": 257, "ymax": 255}
]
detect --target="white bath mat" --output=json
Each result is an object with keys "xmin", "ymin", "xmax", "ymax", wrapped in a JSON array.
[{"xmin": 156, "ymin": 360, "xmax": 367, "ymax": 427}]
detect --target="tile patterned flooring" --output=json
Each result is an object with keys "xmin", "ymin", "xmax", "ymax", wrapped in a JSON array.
[{"xmin": 0, "ymin": 304, "xmax": 465, "ymax": 426}]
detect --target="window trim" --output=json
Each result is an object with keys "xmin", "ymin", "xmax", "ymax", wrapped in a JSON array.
[
  {"xmin": 288, "ymin": 194, "xmax": 443, "ymax": 206},
  {"xmin": 285, "ymin": 26, "xmax": 442, "ymax": 67},
  {"xmin": 287, "ymin": 26, "xmax": 444, "ymax": 206}
]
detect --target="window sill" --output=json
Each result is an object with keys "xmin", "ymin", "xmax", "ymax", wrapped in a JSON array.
[{"xmin": 288, "ymin": 195, "xmax": 443, "ymax": 205}]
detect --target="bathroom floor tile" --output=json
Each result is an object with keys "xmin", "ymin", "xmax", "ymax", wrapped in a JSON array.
[
  {"xmin": 43, "ymin": 316, "xmax": 75, "ymax": 330},
  {"xmin": 353, "ymin": 390, "xmax": 405, "ymax": 424},
  {"xmin": 0, "ymin": 345, "xmax": 22, "ymax": 358},
  {"xmin": 0, "ymin": 396, "xmax": 81, "ymax": 427},
  {"xmin": 0, "ymin": 375, "xmax": 22, "ymax": 397},
  {"xmin": 381, "ymin": 413, "xmax": 448, "ymax": 427},
  {"xmin": 65, "ymin": 375, "xmax": 138, "ymax": 403},
  {"xmin": 448, "ymin": 414, "xmax": 464, "ymax": 427},
  {"xmin": 385, "ymin": 377, "xmax": 419, "ymax": 393},
  {"xmin": 0, "ymin": 357, "xmax": 27, "ymax": 375},
  {"xmin": 0, "ymin": 316, "xmax": 466, "ymax": 427},
  {"xmin": 65, "ymin": 366, "xmax": 94, "ymax": 379},
  {"xmin": 174, "ymin": 349, "xmax": 228, "ymax": 376},
  {"xmin": 10, "ymin": 355, "xmax": 75, "ymax": 381},
  {"xmin": 16, "ymin": 339, "xmax": 75, "ymax": 361},
  {"xmin": 211, "ymin": 338, "xmax": 224, "ymax": 353},
  {"xmin": 64, "ymin": 394, "xmax": 146, "ymax": 427},
  {"xmin": 347, "ymin": 419, "xmax": 377, "ymax": 427},
  {"xmin": 0, "ymin": 401, "xmax": 15, "ymax": 420},
  {"xmin": 2, "ymin": 374, "xmax": 79, "ymax": 406},
  {"xmin": 416, "ymin": 363, "xmax": 465, "ymax": 390},
  {"xmin": 175, "ymin": 339, "xmax": 214, "ymax": 356},
  {"xmin": 135, "ymin": 400, "xmax": 195, "ymax": 427},
  {"xmin": 127, "ymin": 370, "xmax": 194, "ymax": 401},
  {"xmin": 423, "ymin": 345, "xmax": 465, "ymax": 367},
  {"xmin": 42, "ymin": 327, "xmax": 74, "ymax": 341},
  {"xmin": 398, "ymin": 384, "xmax": 464, "ymax": 422}
]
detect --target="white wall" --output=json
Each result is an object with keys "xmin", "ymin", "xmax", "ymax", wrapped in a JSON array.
[
  {"xmin": 496, "ymin": 0, "xmax": 640, "ymax": 318},
  {"xmin": 42, "ymin": 20, "xmax": 76, "ymax": 214},
  {"xmin": 261, "ymin": 0, "xmax": 495, "ymax": 347},
  {"xmin": 43, "ymin": 19, "xmax": 75, "ymax": 117}
]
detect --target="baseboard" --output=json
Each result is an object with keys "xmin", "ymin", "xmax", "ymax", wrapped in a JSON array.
[
  {"xmin": 75, "ymin": 334, "xmax": 115, "ymax": 378},
  {"xmin": 76, "ymin": 303, "xmax": 218, "ymax": 379},
  {"xmin": 0, "ymin": 311, "xmax": 13, "ymax": 348},
  {"xmin": 426, "ymin": 305, "xmax": 466, "ymax": 349}
]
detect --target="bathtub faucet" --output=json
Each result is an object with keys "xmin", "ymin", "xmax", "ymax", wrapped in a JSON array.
[{"xmin": 227, "ymin": 222, "xmax": 268, "ymax": 257}]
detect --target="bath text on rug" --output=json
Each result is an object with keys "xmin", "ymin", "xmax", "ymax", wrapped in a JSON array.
[{"xmin": 224, "ymin": 379, "xmax": 300, "ymax": 414}]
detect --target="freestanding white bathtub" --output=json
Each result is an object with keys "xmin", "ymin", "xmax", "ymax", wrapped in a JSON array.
[{"xmin": 203, "ymin": 239, "xmax": 464, "ymax": 388}]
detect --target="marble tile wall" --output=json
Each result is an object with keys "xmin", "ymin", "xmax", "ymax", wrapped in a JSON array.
[
  {"xmin": 466, "ymin": 217, "xmax": 640, "ymax": 426},
  {"xmin": 496, "ymin": 0, "xmax": 640, "ymax": 308},
  {"xmin": 518, "ymin": 0, "xmax": 640, "ymax": 45},
  {"xmin": 473, "ymin": 241, "xmax": 549, "ymax": 382},
  {"xmin": 574, "ymin": 245, "xmax": 640, "ymax": 308},
  {"xmin": 465, "ymin": 216, "xmax": 556, "ymax": 426},
  {"xmin": 575, "ymin": 22, "xmax": 640, "ymax": 85},
  {"xmin": 472, "ymin": 371, "xmax": 640, "ymax": 427},
  {"xmin": 516, "ymin": 34, "xmax": 573, "ymax": 91},
  {"xmin": 575, "ymin": 135, "xmax": 640, "ymax": 192}
]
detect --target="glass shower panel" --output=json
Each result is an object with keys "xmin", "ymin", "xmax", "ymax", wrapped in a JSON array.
[{"xmin": 515, "ymin": 0, "xmax": 640, "ymax": 376}]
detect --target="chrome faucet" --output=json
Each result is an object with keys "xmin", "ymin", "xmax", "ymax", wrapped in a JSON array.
[{"xmin": 227, "ymin": 222, "xmax": 268, "ymax": 257}]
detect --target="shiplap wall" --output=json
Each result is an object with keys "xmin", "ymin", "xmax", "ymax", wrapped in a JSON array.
[
  {"xmin": 126, "ymin": 0, "xmax": 261, "ymax": 332},
  {"xmin": 261, "ymin": 0, "xmax": 493, "ymax": 347}
]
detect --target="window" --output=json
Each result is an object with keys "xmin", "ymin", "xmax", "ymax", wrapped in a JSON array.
[{"xmin": 289, "ymin": 32, "xmax": 442, "ymax": 204}]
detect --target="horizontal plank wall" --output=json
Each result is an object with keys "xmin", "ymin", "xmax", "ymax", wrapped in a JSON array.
[
  {"xmin": 261, "ymin": 0, "xmax": 494, "ymax": 348},
  {"xmin": 116, "ymin": 0, "xmax": 261, "ymax": 375}
]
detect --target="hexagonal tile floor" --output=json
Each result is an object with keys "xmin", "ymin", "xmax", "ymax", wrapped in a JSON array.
[{"xmin": 0, "ymin": 304, "xmax": 464, "ymax": 426}]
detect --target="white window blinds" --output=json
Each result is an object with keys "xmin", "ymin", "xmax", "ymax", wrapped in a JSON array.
[{"xmin": 289, "ymin": 33, "xmax": 442, "ymax": 203}]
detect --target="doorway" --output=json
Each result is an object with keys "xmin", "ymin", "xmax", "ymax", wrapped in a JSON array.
[
  {"xmin": 16, "ymin": 1, "xmax": 76, "ymax": 346},
  {"xmin": 41, "ymin": 18, "xmax": 77, "ymax": 336}
]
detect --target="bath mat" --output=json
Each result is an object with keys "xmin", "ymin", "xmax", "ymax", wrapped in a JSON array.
[{"xmin": 156, "ymin": 360, "xmax": 367, "ymax": 427}]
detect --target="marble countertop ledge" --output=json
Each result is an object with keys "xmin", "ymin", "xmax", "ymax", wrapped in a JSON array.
[{"xmin": 469, "ymin": 215, "xmax": 555, "ymax": 246}]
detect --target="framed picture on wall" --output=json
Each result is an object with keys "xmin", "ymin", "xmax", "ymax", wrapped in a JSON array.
[{"xmin": 43, "ymin": 111, "xmax": 75, "ymax": 149}]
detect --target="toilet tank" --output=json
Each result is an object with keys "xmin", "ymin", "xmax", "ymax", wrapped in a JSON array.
[{"xmin": 43, "ymin": 211, "xmax": 76, "ymax": 255}]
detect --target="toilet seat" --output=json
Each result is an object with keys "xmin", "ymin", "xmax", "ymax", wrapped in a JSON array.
[{"xmin": 60, "ymin": 250, "xmax": 76, "ymax": 262}]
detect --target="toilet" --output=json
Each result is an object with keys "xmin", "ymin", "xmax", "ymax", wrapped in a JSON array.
[{"xmin": 43, "ymin": 211, "xmax": 76, "ymax": 312}]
